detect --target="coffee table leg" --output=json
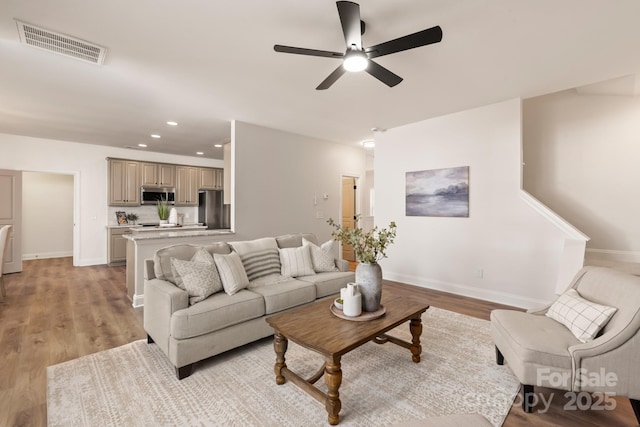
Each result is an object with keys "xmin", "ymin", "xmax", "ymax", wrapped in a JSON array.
[
  {"xmin": 410, "ymin": 316, "xmax": 423, "ymax": 363},
  {"xmin": 274, "ymin": 332, "xmax": 288, "ymax": 385},
  {"xmin": 324, "ymin": 356, "xmax": 342, "ymax": 425}
]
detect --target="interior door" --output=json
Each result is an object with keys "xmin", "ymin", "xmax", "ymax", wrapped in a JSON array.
[
  {"xmin": 0, "ymin": 169, "xmax": 23, "ymax": 273},
  {"xmin": 341, "ymin": 177, "xmax": 356, "ymax": 262}
]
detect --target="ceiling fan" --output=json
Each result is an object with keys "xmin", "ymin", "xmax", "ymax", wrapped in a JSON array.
[{"xmin": 273, "ymin": 1, "xmax": 443, "ymax": 90}]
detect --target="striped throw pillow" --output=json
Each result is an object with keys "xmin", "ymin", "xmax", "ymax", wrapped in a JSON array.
[
  {"xmin": 238, "ymin": 248, "xmax": 281, "ymax": 282},
  {"xmin": 279, "ymin": 245, "xmax": 316, "ymax": 278},
  {"xmin": 214, "ymin": 252, "xmax": 250, "ymax": 295}
]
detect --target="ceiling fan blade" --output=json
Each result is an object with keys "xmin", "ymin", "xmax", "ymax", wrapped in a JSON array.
[
  {"xmin": 365, "ymin": 26, "xmax": 443, "ymax": 59},
  {"xmin": 274, "ymin": 45, "xmax": 344, "ymax": 58},
  {"xmin": 365, "ymin": 60, "xmax": 403, "ymax": 87},
  {"xmin": 316, "ymin": 65, "xmax": 347, "ymax": 90},
  {"xmin": 337, "ymin": 1, "xmax": 362, "ymax": 49}
]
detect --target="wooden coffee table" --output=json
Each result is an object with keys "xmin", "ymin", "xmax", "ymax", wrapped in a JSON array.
[{"xmin": 265, "ymin": 293, "xmax": 429, "ymax": 425}]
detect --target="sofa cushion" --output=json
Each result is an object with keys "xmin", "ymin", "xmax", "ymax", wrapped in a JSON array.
[
  {"xmin": 170, "ymin": 252, "xmax": 223, "ymax": 305},
  {"xmin": 170, "ymin": 290, "xmax": 265, "ymax": 339},
  {"xmin": 154, "ymin": 243, "xmax": 231, "ymax": 284},
  {"xmin": 229, "ymin": 238, "xmax": 281, "ymax": 281},
  {"xmin": 303, "ymin": 237, "xmax": 338, "ymax": 273},
  {"xmin": 546, "ymin": 288, "xmax": 617, "ymax": 343},
  {"xmin": 279, "ymin": 245, "xmax": 315, "ymax": 278},
  {"xmin": 297, "ymin": 271, "xmax": 355, "ymax": 298},
  {"xmin": 491, "ymin": 309, "xmax": 577, "ymax": 369},
  {"xmin": 214, "ymin": 252, "xmax": 250, "ymax": 295},
  {"xmin": 249, "ymin": 278, "xmax": 316, "ymax": 314},
  {"xmin": 275, "ymin": 233, "xmax": 318, "ymax": 248}
]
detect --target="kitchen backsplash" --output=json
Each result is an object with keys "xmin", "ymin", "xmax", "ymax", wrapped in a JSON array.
[{"xmin": 108, "ymin": 205, "xmax": 198, "ymax": 226}]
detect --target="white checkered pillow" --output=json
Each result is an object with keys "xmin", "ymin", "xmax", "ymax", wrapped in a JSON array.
[
  {"xmin": 302, "ymin": 237, "xmax": 338, "ymax": 273},
  {"xmin": 546, "ymin": 289, "xmax": 617, "ymax": 343}
]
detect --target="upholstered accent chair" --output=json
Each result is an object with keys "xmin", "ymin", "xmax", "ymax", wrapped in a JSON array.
[
  {"xmin": 491, "ymin": 266, "xmax": 640, "ymax": 422},
  {"xmin": 0, "ymin": 225, "xmax": 11, "ymax": 302}
]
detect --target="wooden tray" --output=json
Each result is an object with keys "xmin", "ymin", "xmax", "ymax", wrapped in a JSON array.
[{"xmin": 330, "ymin": 304, "xmax": 386, "ymax": 322}]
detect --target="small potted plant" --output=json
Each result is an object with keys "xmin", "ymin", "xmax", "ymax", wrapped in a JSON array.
[
  {"xmin": 327, "ymin": 216, "xmax": 397, "ymax": 312},
  {"xmin": 157, "ymin": 196, "xmax": 170, "ymax": 224},
  {"xmin": 125, "ymin": 213, "xmax": 138, "ymax": 225}
]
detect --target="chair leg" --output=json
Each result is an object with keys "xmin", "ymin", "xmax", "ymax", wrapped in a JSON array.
[
  {"xmin": 147, "ymin": 334, "xmax": 155, "ymax": 344},
  {"xmin": 495, "ymin": 346, "xmax": 504, "ymax": 365},
  {"xmin": 522, "ymin": 384, "xmax": 534, "ymax": 413},
  {"xmin": 630, "ymin": 398, "xmax": 640, "ymax": 424},
  {"xmin": 176, "ymin": 364, "xmax": 193, "ymax": 380}
]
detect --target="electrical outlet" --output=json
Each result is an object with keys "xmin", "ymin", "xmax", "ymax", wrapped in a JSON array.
[
  {"xmin": 316, "ymin": 211, "xmax": 324, "ymax": 219},
  {"xmin": 475, "ymin": 268, "xmax": 484, "ymax": 278}
]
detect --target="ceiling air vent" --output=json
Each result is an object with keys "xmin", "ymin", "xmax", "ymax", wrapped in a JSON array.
[{"xmin": 15, "ymin": 20, "xmax": 107, "ymax": 65}]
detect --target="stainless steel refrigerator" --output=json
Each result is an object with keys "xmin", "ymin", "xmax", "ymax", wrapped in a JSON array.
[{"xmin": 198, "ymin": 190, "xmax": 230, "ymax": 229}]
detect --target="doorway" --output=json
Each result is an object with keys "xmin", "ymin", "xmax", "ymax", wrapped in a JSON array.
[
  {"xmin": 340, "ymin": 176, "xmax": 357, "ymax": 261},
  {"xmin": 22, "ymin": 172, "xmax": 74, "ymax": 261},
  {"xmin": 0, "ymin": 169, "xmax": 22, "ymax": 273}
]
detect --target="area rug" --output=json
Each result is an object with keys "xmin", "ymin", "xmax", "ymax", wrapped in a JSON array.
[{"xmin": 47, "ymin": 307, "xmax": 519, "ymax": 426}]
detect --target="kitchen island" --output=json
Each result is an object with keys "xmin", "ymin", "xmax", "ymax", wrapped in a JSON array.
[{"xmin": 124, "ymin": 229, "xmax": 234, "ymax": 307}]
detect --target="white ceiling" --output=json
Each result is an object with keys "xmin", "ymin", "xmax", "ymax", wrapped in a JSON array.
[{"xmin": 2, "ymin": 1, "xmax": 640, "ymax": 160}]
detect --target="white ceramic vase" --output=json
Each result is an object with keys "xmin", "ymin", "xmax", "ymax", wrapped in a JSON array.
[
  {"xmin": 342, "ymin": 282, "xmax": 362, "ymax": 317},
  {"xmin": 355, "ymin": 262, "xmax": 383, "ymax": 312}
]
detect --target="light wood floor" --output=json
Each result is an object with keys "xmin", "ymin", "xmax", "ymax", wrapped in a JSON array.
[{"xmin": 0, "ymin": 258, "xmax": 637, "ymax": 426}]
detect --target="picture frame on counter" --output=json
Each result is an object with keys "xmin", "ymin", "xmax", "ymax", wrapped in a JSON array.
[{"xmin": 115, "ymin": 211, "xmax": 128, "ymax": 224}]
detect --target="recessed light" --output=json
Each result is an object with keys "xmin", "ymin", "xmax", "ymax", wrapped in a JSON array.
[
  {"xmin": 166, "ymin": 121, "xmax": 178, "ymax": 126},
  {"xmin": 361, "ymin": 140, "xmax": 375, "ymax": 148},
  {"xmin": 196, "ymin": 151, "xmax": 204, "ymax": 155},
  {"xmin": 214, "ymin": 144, "xmax": 223, "ymax": 148},
  {"xmin": 151, "ymin": 134, "xmax": 161, "ymax": 139},
  {"xmin": 138, "ymin": 143, "xmax": 147, "ymax": 148}
]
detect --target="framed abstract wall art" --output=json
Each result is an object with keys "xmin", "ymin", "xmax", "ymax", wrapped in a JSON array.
[{"xmin": 406, "ymin": 166, "xmax": 469, "ymax": 217}]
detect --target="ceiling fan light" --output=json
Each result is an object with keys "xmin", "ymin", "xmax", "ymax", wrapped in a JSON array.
[{"xmin": 343, "ymin": 51, "xmax": 368, "ymax": 72}]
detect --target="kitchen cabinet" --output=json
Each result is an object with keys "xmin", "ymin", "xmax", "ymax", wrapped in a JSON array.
[
  {"xmin": 199, "ymin": 167, "xmax": 223, "ymax": 190},
  {"xmin": 140, "ymin": 162, "xmax": 175, "ymax": 187},
  {"xmin": 107, "ymin": 227, "xmax": 131, "ymax": 265},
  {"xmin": 176, "ymin": 166, "xmax": 199, "ymax": 205},
  {"xmin": 109, "ymin": 159, "xmax": 140, "ymax": 206}
]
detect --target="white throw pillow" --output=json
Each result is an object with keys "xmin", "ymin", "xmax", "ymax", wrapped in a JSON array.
[
  {"xmin": 170, "ymin": 253, "xmax": 222, "ymax": 305},
  {"xmin": 214, "ymin": 252, "xmax": 250, "ymax": 295},
  {"xmin": 546, "ymin": 289, "xmax": 617, "ymax": 343},
  {"xmin": 279, "ymin": 245, "xmax": 316, "ymax": 278},
  {"xmin": 170, "ymin": 247, "xmax": 216, "ymax": 290},
  {"xmin": 302, "ymin": 237, "xmax": 338, "ymax": 273}
]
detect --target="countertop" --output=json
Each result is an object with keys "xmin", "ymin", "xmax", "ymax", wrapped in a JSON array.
[
  {"xmin": 106, "ymin": 224, "xmax": 205, "ymax": 230},
  {"xmin": 123, "ymin": 229, "xmax": 234, "ymax": 241}
]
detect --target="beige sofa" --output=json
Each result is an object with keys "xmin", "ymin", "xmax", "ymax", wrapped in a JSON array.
[{"xmin": 144, "ymin": 233, "xmax": 355, "ymax": 379}]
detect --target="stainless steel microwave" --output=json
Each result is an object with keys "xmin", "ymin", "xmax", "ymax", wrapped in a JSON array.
[{"xmin": 140, "ymin": 187, "xmax": 175, "ymax": 205}]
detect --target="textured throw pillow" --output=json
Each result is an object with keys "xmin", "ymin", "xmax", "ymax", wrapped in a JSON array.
[
  {"xmin": 170, "ymin": 247, "xmax": 216, "ymax": 290},
  {"xmin": 546, "ymin": 289, "xmax": 617, "ymax": 343},
  {"xmin": 214, "ymin": 252, "xmax": 250, "ymax": 295},
  {"xmin": 302, "ymin": 237, "xmax": 338, "ymax": 273},
  {"xmin": 229, "ymin": 238, "xmax": 281, "ymax": 282},
  {"xmin": 279, "ymin": 245, "xmax": 316, "ymax": 278},
  {"xmin": 170, "ymin": 256, "xmax": 222, "ymax": 305}
]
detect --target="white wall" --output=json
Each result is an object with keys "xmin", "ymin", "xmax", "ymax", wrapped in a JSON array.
[
  {"xmin": 22, "ymin": 172, "xmax": 74, "ymax": 259},
  {"xmin": 376, "ymin": 99, "xmax": 569, "ymax": 308},
  {"xmin": 523, "ymin": 90, "xmax": 640, "ymax": 263},
  {"xmin": 232, "ymin": 122, "xmax": 367, "ymax": 243},
  {"xmin": 0, "ymin": 133, "xmax": 221, "ymax": 266}
]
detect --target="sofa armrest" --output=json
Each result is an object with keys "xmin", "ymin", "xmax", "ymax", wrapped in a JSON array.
[
  {"xmin": 144, "ymin": 258, "xmax": 156, "ymax": 280},
  {"xmin": 335, "ymin": 259, "xmax": 350, "ymax": 272},
  {"xmin": 143, "ymin": 278, "xmax": 189, "ymax": 356}
]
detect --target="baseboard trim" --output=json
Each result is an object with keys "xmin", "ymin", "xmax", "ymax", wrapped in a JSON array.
[
  {"xmin": 132, "ymin": 294, "xmax": 144, "ymax": 308},
  {"xmin": 585, "ymin": 248, "xmax": 640, "ymax": 264},
  {"xmin": 22, "ymin": 251, "xmax": 72, "ymax": 260},
  {"xmin": 75, "ymin": 258, "xmax": 106, "ymax": 267},
  {"xmin": 385, "ymin": 271, "xmax": 549, "ymax": 310}
]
